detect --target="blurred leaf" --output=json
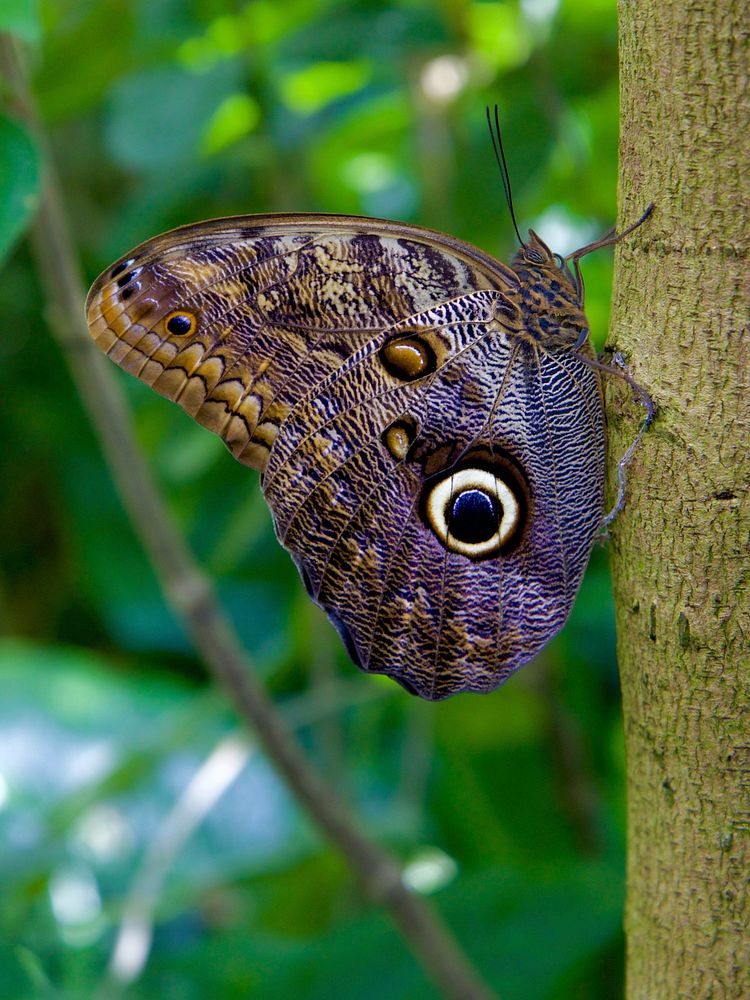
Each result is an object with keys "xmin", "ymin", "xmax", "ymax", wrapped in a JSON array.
[
  {"xmin": 178, "ymin": 1, "xmax": 319, "ymax": 70},
  {"xmin": 0, "ymin": 0, "xmax": 40, "ymax": 42},
  {"xmin": 467, "ymin": 1, "xmax": 533, "ymax": 71},
  {"xmin": 279, "ymin": 60, "xmax": 371, "ymax": 115},
  {"xmin": 127, "ymin": 863, "xmax": 622, "ymax": 1000},
  {"xmin": 552, "ymin": 0, "xmax": 618, "ymax": 97},
  {"xmin": 0, "ymin": 639, "xmax": 301, "ymax": 903},
  {"xmin": 0, "ymin": 944, "xmax": 52, "ymax": 1000},
  {"xmin": 308, "ymin": 91, "xmax": 415, "ymax": 215},
  {"xmin": 0, "ymin": 639, "xmax": 190, "ymax": 735},
  {"xmin": 0, "ymin": 114, "xmax": 40, "ymax": 268},
  {"xmin": 104, "ymin": 61, "xmax": 243, "ymax": 171},
  {"xmin": 34, "ymin": 0, "xmax": 135, "ymax": 122},
  {"xmin": 281, "ymin": 3, "xmax": 449, "ymax": 61},
  {"xmin": 201, "ymin": 92, "xmax": 261, "ymax": 155},
  {"xmin": 454, "ymin": 863, "xmax": 624, "ymax": 1000}
]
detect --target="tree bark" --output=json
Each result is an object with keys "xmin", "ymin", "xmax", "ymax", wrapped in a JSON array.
[{"xmin": 610, "ymin": 2, "xmax": 749, "ymax": 998}]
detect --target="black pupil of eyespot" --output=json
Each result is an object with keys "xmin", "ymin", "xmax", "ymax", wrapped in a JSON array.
[
  {"xmin": 448, "ymin": 488, "xmax": 500, "ymax": 544},
  {"xmin": 167, "ymin": 314, "xmax": 192, "ymax": 335}
]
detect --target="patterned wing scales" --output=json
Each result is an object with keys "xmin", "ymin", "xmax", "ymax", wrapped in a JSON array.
[
  {"xmin": 87, "ymin": 213, "xmax": 605, "ymax": 699},
  {"xmin": 86, "ymin": 214, "xmax": 518, "ymax": 472},
  {"xmin": 262, "ymin": 294, "xmax": 605, "ymax": 699}
]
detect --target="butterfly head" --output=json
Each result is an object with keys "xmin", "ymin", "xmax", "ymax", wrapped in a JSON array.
[
  {"xmin": 511, "ymin": 231, "xmax": 576, "ymax": 287},
  {"xmin": 510, "ymin": 204, "xmax": 655, "ymax": 331}
]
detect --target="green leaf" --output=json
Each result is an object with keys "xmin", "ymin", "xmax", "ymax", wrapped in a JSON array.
[
  {"xmin": 0, "ymin": 0, "xmax": 40, "ymax": 43},
  {"xmin": 104, "ymin": 62, "xmax": 242, "ymax": 172},
  {"xmin": 0, "ymin": 114, "xmax": 40, "ymax": 267},
  {"xmin": 13, "ymin": 945, "xmax": 54, "ymax": 998},
  {"xmin": 279, "ymin": 60, "xmax": 371, "ymax": 115},
  {"xmin": 200, "ymin": 92, "xmax": 261, "ymax": 155},
  {"xmin": 466, "ymin": 1, "xmax": 532, "ymax": 71}
]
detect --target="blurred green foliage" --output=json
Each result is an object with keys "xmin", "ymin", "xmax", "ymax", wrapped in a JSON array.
[{"xmin": 0, "ymin": 1, "xmax": 629, "ymax": 996}]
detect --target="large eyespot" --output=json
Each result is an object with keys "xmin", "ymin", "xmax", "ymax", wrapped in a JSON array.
[
  {"xmin": 164, "ymin": 310, "xmax": 196, "ymax": 336},
  {"xmin": 380, "ymin": 332, "xmax": 436, "ymax": 381},
  {"xmin": 422, "ymin": 466, "xmax": 525, "ymax": 559}
]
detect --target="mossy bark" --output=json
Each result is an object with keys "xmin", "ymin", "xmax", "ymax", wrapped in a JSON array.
[{"xmin": 610, "ymin": 2, "xmax": 749, "ymax": 997}]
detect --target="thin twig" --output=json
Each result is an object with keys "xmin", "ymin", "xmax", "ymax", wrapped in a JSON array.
[
  {"xmin": 105, "ymin": 682, "xmax": 392, "ymax": 998},
  {"xmin": 0, "ymin": 34, "xmax": 499, "ymax": 1000},
  {"xmin": 106, "ymin": 736, "xmax": 253, "ymax": 996}
]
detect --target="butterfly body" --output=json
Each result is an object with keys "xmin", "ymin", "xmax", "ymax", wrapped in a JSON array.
[{"xmin": 87, "ymin": 213, "xmax": 611, "ymax": 699}]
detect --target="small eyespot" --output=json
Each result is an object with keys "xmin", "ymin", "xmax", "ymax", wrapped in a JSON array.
[
  {"xmin": 164, "ymin": 311, "xmax": 196, "ymax": 336},
  {"xmin": 382, "ymin": 417, "xmax": 418, "ymax": 461},
  {"xmin": 116, "ymin": 267, "xmax": 141, "ymax": 288},
  {"xmin": 120, "ymin": 285, "xmax": 137, "ymax": 301},
  {"xmin": 422, "ymin": 465, "xmax": 525, "ymax": 559},
  {"xmin": 380, "ymin": 332, "xmax": 436, "ymax": 381},
  {"xmin": 110, "ymin": 259, "xmax": 134, "ymax": 279}
]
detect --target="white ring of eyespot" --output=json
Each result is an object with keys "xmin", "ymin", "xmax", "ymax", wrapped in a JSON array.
[{"xmin": 426, "ymin": 467, "xmax": 520, "ymax": 558}]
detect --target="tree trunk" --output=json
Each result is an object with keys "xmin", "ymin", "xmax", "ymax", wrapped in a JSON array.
[{"xmin": 610, "ymin": 2, "xmax": 749, "ymax": 997}]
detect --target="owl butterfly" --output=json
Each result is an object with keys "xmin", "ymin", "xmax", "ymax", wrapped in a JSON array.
[{"xmin": 86, "ymin": 112, "xmax": 653, "ymax": 700}]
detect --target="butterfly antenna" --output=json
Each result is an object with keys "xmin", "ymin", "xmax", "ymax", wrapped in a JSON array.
[{"xmin": 486, "ymin": 105, "xmax": 524, "ymax": 247}]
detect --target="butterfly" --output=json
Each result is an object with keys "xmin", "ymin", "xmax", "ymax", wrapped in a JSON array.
[{"xmin": 85, "ymin": 113, "xmax": 652, "ymax": 700}]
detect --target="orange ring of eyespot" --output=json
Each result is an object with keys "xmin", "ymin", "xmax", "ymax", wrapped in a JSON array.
[{"xmin": 164, "ymin": 310, "xmax": 196, "ymax": 336}]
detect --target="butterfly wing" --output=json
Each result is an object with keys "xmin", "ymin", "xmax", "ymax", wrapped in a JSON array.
[
  {"xmin": 86, "ymin": 214, "xmax": 604, "ymax": 699},
  {"xmin": 86, "ymin": 213, "xmax": 518, "ymax": 471},
  {"xmin": 262, "ymin": 303, "xmax": 605, "ymax": 699}
]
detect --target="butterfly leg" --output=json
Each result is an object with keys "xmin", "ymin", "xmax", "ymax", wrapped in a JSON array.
[{"xmin": 599, "ymin": 351, "xmax": 654, "ymax": 529}]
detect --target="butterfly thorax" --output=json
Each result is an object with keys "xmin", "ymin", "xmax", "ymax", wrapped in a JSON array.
[{"xmin": 509, "ymin": 232, "xmax": 588, "ymax": 348}]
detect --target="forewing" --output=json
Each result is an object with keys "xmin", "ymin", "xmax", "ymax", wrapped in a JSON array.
[{"xmin": 86, "ymin": 213, "xmax": 518, "ymax": 471}]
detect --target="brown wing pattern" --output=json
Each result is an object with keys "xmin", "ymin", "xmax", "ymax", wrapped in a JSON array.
[
  {"xmin": 86, "ymin": 213, "xmax": 605, "ymax": 699},
  {"xmin": 86, "ymin": 214, "xmax": 518, "ymax": 471}
]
